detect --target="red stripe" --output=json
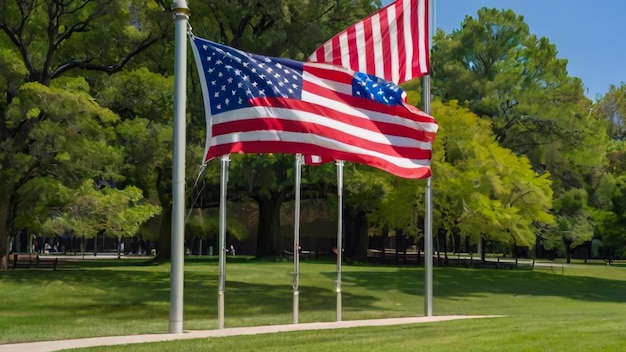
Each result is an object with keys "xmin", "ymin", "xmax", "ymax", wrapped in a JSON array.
[
  {"xmin": 362, "ymin": 17, "xmax": 375, "ymax": 77},
  {"xmin": 378, "ymin": 8, "xmax": 393, "ymax": 83},
  {"xmin": 331, "ymin": 36, "xmax": 342, "ymax": 66},
  {"xmin": 395, "ymin": 0, "xmax": 408, "ymax": 81},
  {"xmin": 314, "ymin": 46, "xmax": 325, "ymax": 62},
  {"xmin": 206, "ymin": 141, "xmax": 431, "ymax": 179},
  {"xmin": 409, "ymin": 0, "xmax": 419, "ymax": 77},
  {"xmin": 346, "ymin": 25, "xmax": 359, "ymax": 71},
  {"xmin": 303, "ymin": 64, "xmax": 355, "ymax": 85}
]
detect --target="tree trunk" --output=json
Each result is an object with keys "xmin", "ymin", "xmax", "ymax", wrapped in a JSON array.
[
  {"xmin": 344, "ymin": 211, "xmax": 368, "ymax": 262},
  {"xmin": 156, "ymin": 205, "xmax": 172, "ymax": 261},
  {"xmin": 255, "ymin": 193, "xmax": 285, "ymax": 257},
  {"xmin": 480, "ymin": 235, "xmax": 486, "ymax": 262},
  {"xmin": 563, "ymin": 238, "xmax": 573, "ymax": 264},
  {"xmin": 0, "ymin": 194, "xmax": 12, "ymax": 270},
  {"xmin": 381, "ymin": 224, "xmax": 389, "ymax": 264}
]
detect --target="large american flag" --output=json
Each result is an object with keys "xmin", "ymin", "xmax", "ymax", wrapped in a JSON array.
[
  {"xmin": 190, "ymin": 36, "xmax": 437, "ymax": 179},
  {"xmin": 309, "ymin": 0, "xmax": 429, "ymax": 84}
]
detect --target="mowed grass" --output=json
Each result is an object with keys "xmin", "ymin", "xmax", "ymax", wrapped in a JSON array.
[{"xmin": 1, "ymin": 257, "xmax": 626, "ymax": 351}]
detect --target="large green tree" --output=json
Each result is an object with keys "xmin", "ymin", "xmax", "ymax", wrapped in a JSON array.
[
  {"xmin": 0, "ymin": 0, "xmax": 170, "ymax": 269},
  {"xmin": 431, "ymin": 8, "xmax": 595, "ymax": 185}
]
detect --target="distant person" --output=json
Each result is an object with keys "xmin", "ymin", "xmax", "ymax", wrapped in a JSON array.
[{"xmin": 229, "ymin": 244, "xmax": 235, "ymax": 256}]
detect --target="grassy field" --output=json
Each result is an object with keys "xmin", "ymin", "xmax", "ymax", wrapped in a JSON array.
[{"xmin": 1, "ymin": 256, "xmax": 626, "ymax": 351}]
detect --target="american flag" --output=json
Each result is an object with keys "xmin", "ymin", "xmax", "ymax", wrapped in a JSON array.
[
  {"xmin": 309, "ymin": 0, "xmax": 429, "ymax": 84},
  {"xmin": 190, "ymin": 36, "xmax": 437, "ymax": 179}
]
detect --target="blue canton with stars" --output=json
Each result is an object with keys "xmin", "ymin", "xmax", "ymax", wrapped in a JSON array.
[{"xmin": 192, "ymin": 37, "xmax": 406, "ymax": 116}]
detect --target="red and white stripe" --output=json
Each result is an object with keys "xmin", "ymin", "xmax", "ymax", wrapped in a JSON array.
[
  {"xmin": 309, "ymin": 0, "xmax": 429, "ymax": 84},
  {"xmin": 205, "ymin": 63, "xmax": 437, "ymax": 179}
]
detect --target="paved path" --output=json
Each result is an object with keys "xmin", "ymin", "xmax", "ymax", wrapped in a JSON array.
[{"xmin": 0, "ymin": 315, "xmax": 501, "ymax": 352}]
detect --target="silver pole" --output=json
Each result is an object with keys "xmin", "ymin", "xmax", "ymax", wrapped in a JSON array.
[
  {"xmin": 423, "ymin": 0, "xmax": 434, "ymax": 317},
  {"xmin": 336, "ymin": 160, "xmax": 344, "ymax": 321},
  {"xmin": 293, "ymin": 154, "xmax": 302, "ymax": 324},
  {"xmin": 217, "ymin": 155, "xmax": 230, "ymax": 329},
  {"xmin": 169, "ymin": 0, "xmax": 189, "ymax": 334}
]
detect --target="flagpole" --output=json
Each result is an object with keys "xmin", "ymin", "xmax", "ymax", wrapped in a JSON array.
[
  {"xmin": 217, "ymin": 154, "xmax": 230, "ymax": 329},
  {"xmin": 169, "ymin": 0, "xmax": 189, "ymax": 334},
  {"xmin": 293, "ymin": 153, "xmax": 303, "ymax": 324},
  {"xmin": 336, "ymin": 160, "xmax": 344, "ymax": 321},
  {"xmin": 423, "ymin": 0, "xmax": 434, "ymax": 317}
]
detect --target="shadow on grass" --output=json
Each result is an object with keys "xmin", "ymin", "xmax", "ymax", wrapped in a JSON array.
[{"xmin": 328, "ymin": 267, "xmax": 626, "ymax": 303}]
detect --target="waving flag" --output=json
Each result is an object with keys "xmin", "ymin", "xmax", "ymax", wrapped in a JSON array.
[
  {"xmin": 309, "ymin": 0, "xmax": 429, "ymax": 84},
  {"xmin": 190, "ymin": 36, "xmax": 437, "ymax": 179}
]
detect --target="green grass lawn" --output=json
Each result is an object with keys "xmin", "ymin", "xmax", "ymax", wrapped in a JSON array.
[{"xmin": 2, "ymin": 256, "xmax": 626, "ymax": 351}]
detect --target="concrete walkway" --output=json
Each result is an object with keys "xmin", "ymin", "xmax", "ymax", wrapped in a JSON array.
[{"xmin": 0, "ymin": 315, "xmax": 501, "ymax": 352}]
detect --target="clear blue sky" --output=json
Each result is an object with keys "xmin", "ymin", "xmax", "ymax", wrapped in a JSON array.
[{"xmin": 384, "ymin": 0, "xmax": 626, "ymax": 99}]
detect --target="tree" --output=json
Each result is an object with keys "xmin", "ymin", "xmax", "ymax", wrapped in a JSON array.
[
  {"xmin": 431, "ymin": 101, "xmax": 553, "ymax": 259},
  {"xmin": 0, "ymin": 0, "xmax": 170, "ymax": 269},
  {"xmin": 39, "ymin": 180, "xmax": 161, "ymax": 258},
  {"xmin": 595, "ymin": 83, "xmax": 626, "ymax": 140},
  {"xmin": 431, "ymin": 8, "xmax": 593, "ymax": 182},
  {"xmin": 552, "ymin": 188, "xmax": 594, "ymax": 263}
]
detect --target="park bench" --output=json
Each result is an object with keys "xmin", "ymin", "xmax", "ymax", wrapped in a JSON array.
[{"xmin": 8, "ymin": 254, "xmax": 59, "ymax": 270}]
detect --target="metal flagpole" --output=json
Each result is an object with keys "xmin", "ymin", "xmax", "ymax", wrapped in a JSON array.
[
  {"xmin": 217, "ymin": 155, "xmax": 230, "ymax": 329},
  {"xmin": 336, "ymin": 160, "xmax": 344, "ymax": 321},
  {"xmin": 169, "ymin": 0, "xmax": 189, "ymax": 334},
  {"xmin": 293, "ymin": 154, "xmax": 303, "ymax": 324},
  {"xmin": 423, "ymin": 0, "xmax": 434, "ymax": 318}
]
